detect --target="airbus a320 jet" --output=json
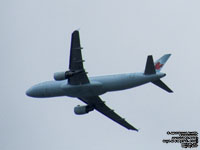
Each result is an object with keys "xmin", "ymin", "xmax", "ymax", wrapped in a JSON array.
[{"xmin": 26, "ymin": 30, "xmax": 173, "ymax": 131}]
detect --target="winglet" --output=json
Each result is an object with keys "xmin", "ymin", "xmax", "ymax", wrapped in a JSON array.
[{"xmin": 130, "ymin": 126, "xmax": 139, "ymax": 131}]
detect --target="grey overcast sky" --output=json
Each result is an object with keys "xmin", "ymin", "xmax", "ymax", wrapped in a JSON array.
[{"xmin": 0, "ymin": 0, "xmax": 199, "ymax": 150}]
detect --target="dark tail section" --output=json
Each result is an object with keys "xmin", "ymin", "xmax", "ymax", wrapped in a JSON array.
[
  {"xmin": 144, "ymin": 55, "xmax": 156, "ymax": 75},
  {"xmin": 152, "ymin": 79, "xmax": 173, "ymax": 93},
  {"xmin": 144, "ymin": 54, "xmax": 173, "ymax": 93}
]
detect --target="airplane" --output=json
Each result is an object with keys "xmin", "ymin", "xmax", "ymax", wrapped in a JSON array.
[{"xmin": 26, "ymin": 30, "xmax": 173, "ymax": 131}]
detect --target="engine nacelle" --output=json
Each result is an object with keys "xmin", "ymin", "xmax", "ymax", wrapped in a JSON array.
[
  {"xmin": 54, "ymin": 72, "xmax": 66, "ymax": 81},
  {"xmin": 74, "ymin": 105, "xmax": 94, "ymax": 115},
  {"xmin": 53, "ymin": 71, "xmax": 75, "ymax": 81}
]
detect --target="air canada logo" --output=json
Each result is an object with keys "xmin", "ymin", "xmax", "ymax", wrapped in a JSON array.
[{"xmin": 155, "ymin": 62, "xmax": 163, "ymax": 70}]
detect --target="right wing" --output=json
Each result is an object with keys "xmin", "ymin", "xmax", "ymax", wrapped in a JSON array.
[
  {"xmin": 68, "ymin": 30, "xmax": 89, "ymax": 85},
  {"xmin": 79, "ymin": 96, "xmax": 138, "ymax": 131}
]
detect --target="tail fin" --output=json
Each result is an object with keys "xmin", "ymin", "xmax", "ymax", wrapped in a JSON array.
[
  {"xmin": 144, "ymin": 54, "xmax": 173, "ymax": 93},
  {"xmin": 154, "ymin": 54, "xmax": 171, "ymax": 72}
]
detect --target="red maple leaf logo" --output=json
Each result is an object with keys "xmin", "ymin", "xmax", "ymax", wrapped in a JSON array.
[{"xmin": 155, "ymin": 62, "xmax": 163, "ymax": 70}]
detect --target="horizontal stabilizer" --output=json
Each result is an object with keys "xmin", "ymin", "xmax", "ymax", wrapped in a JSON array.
[
  {"xmin": 144, "ymin": 55, "xmax": 156, "ymax": 75},
  {"xmin": 152, "ymin": 79, "xmax": 173, "ymax": 93}
]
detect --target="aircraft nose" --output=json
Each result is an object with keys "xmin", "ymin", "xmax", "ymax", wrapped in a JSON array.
[
  {"xmin": 26, "ymin": 84, "xmax": 47, "ymax": 98},
  {"xmin": 26, "ymin": 85, "xmax": 43, "ymax": 97},
  {"xmin": 26, "ymin": 87, "xmax": 35, "ymax": 97}
]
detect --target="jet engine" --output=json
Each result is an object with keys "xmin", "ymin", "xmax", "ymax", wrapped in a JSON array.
[
  {"xmin": 74, "ymin": 105, "xmax": 94, "ymax": 115},
  {"xmin": 54, "ymin": 71, "xmax": 75, "ymax": 81},
  {"xmin": 54, "ymin": 70, "xmax": 84, "ymax": 81}
]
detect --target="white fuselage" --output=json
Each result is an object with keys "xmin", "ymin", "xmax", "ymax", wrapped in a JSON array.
[{"xmin": 26, "ymin": 72, "xmax": 166, "ymax": 98}]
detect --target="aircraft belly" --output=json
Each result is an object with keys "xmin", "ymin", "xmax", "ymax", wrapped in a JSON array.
[
  {"xmin": 30, "ymin": 73, "xmax": 161, "ymax": 98},
  {"xmin": 61, "ymin": 82, "xmax": 106, "ymax": 97},
  {"xmin": 91, "ymin": 73, "xmax": 160, "ymax": 92},
  {"xmin": 90, "ymin": 74, "xmax": 137, "ymax": 91},
  {"xmin": 45, "ymin": 83, "xmax": 67, "ymax": 97},
  {"xmin": 103, "ymin": 78, "xmax": 141, "ymax": 91}
]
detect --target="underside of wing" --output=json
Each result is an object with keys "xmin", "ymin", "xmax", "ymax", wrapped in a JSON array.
[
  {"xmin": 68, "ymin": 30, "xmax": 89, "ymax": 85},
  {"xmin": 78, "ymin": 96, "xmax": 138, "ymax": 131}
]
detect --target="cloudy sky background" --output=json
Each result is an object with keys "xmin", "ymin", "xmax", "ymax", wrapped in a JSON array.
[{"xmin": 1, "ymin": 0, "xmax": 200, "ymax": 150}]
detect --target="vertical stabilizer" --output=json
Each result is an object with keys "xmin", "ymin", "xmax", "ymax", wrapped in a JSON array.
[{"xmin": 154, "ymin": 54, "xmax": 171, "ymax": 72}]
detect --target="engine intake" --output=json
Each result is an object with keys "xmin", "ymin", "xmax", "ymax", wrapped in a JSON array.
[{"xmin": 74, "ymin": 105, "xmax": 94, "ymax": 115}]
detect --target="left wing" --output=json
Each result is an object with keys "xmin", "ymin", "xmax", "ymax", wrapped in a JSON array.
[
  {"xmin": 68, "ymin": 30, "xmax": 89, "ymax": 85},
  {"xmin": 79, "ymin": 96, "xmax": 138, "ymax": 131}
]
